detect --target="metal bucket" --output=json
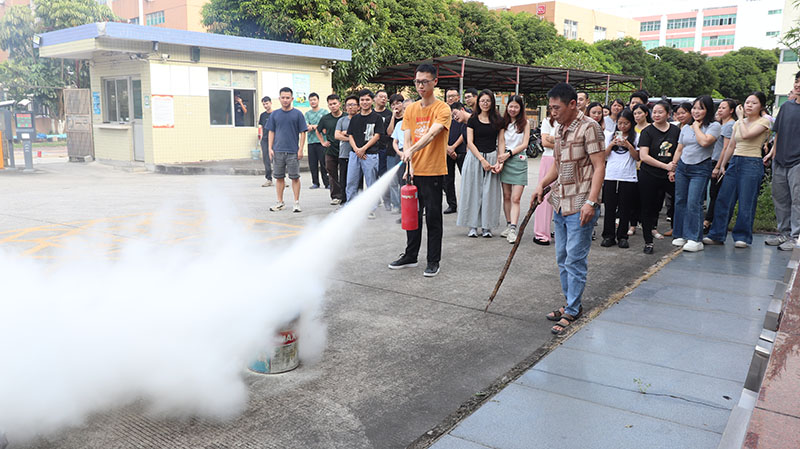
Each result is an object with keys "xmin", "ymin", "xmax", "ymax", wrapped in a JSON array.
[{"xmin": 248, "ymin": 326, "xmax": 299, "ymax": 374}]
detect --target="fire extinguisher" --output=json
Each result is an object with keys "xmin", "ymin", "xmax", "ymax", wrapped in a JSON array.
[{"xmin": 400, "ymin": 161, "xmax": 419, "ymax": 231}]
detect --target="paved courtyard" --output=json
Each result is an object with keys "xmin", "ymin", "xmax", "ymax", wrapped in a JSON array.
[{"xmin": 1, "ymin": 157, "xmax": 677, "ymax": 448}]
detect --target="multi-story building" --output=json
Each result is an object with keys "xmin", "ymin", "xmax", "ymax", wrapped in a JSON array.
[
  {"xmin": 107, "ymin": 0, "xmax": 207, "ymax": 32},
  {"xmin": 500, "ymin": 1, "xmax": 640, "ymax": 43},
  {"xmin": 775, "ymin": 0, "xmax": 800, "ymax": 108},
  {"xmin": 636, "ymin": 0, "xmax": 784, "ymax": 56}
]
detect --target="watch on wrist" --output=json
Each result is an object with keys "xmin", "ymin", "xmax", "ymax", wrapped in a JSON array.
[
  {"xmin": 505, "ymin": 148, "xmax": 512, "ymax": 155},
  {"xmin": 585, "ymin": 200, "xmax": 599, "ymax": 208}
]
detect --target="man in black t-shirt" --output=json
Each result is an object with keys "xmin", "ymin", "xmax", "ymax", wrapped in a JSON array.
[
  {"xmin": 258, "ymin": 96, "xmax": 273, "ymax": 186},
  {"xmin": 374, "ymin": 89, "xmax": 393, "ymax": 209},
  {"xmin": 443, "ymin": 102, "xmax": 468, "ymax": 214},
  {"xmin": 318, "ymin": 94, "xmax": 344, "ymax": 205},
  {"xmin": 346, "ymin": 89, "xmax": 385, "ymax": 218}
]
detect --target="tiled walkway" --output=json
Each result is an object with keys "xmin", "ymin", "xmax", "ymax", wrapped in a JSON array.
[{"xmin": 431, "ymin": 235, "xmax": 790, "ymax": 449}]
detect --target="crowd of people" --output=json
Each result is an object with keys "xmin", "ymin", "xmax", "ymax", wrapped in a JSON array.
[{"xmin": 256, "ymin": 67, "xmax": 800, "ymax": 268}]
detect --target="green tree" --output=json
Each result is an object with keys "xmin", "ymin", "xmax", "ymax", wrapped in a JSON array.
[
  {"xmin": 382, "ymin": 0, "xmax": 462, "ymax": 67},
  {"xmin": 711, "ymin": 47, "xmax": 779, "ymax": 102},
  {"xmin": 499, "ymin": 11, "xmax": 562, "ymax": 64},
  {"xmin": 0, "ymin": 0, "xmax": 117, "ymax": 115},
  {"xmin": 595, "ymin": 37, "xmax": 650, "ymax": 79},
  {"xmin": 645, "ymin": 47, "xmax": 718, "ymax": 97},
  {"xmin": 535, "ymin": 40, "xmax": 620, "ymax": 73},
  {"xmin": 453, "ymin": 1, "xmax": 522, "ymax": 63}
]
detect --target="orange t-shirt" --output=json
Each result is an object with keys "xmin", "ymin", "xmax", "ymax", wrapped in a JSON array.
[{"xmin": 401, "ymin": 99, "xmax": 451, "ymax": 176}]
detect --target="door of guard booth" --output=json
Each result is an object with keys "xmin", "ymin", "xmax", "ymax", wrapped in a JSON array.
[{"xmin": 64, "ymin": 88, "xmax": 94, "ymax": 162}]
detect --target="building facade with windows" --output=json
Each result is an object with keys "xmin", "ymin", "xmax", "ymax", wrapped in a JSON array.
[
  {"xmin": 36, "ymin": 22, "xmax": 351, "ymax": 167},
  {"xmin": 636, "ymin": 0, "xmax": 784, "ymax": 56},
  {"xmin": 501, "ymin": 2, "xmax": 640, "ymax": 43},
  {"xmin": 775, "ymin": 0, "xmax": 800, "ymax": 108},
  {"xmin": 108, "ymin": 0, "xmax": 206, "ymax": 31}
]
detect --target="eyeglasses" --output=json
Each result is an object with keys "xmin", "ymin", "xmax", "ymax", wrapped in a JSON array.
[
  {"xmin": 479, "ymin": 99, "xmax": 492, "ymax": 104},
  {"xmin": 413, "ymin": 79, "xmax": 434, "ymax": 86}
]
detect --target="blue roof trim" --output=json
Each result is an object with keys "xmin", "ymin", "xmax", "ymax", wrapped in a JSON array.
[{"xmin": 37, "ymin": 22, "xmax": 351, "ymax": 62}]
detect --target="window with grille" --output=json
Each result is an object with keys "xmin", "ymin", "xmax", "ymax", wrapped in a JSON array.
[
  {"xmin": 640, "ymin": 21, "xmax": 660, "ymax": 32},
  {"xmin": 665, "ymin": 37, "xmax": 695, "ymax": 48},
  {"xmin": 667, "ymin": 17, "xmax": 696, "ymax": 30},
  {"xmin": 702, "ymin": 14, "xmax": 736, "ymax": 27},
  {"xmin": 563, "ymin": 19, "xmax": 578, "ymax": 40},
  {"xmin": 146, "ymin": 11, "xmax": 165, "ymax": 26},
  {"xmin": 702, "ymin": 35, "xmax": 734, "ymax": 47}
]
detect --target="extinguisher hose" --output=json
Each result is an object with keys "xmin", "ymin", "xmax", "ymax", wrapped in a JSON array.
[{"xmin": 405, "ymin": 159, "xmax": 414, "ymax": 186}]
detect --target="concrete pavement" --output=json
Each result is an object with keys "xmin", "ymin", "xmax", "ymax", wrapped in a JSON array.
[
  {"xmin": 431, "ymin": 235, "xmax": 790, "ymax": 449},
  {"xmin": 2, "ymin": 158, "xmax": 677, "ymax": 448}
]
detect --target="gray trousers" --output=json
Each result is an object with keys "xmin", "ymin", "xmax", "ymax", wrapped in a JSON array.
[{"xmin": 771, "ymin": 161, "xmax": 800, "ymax": 238}]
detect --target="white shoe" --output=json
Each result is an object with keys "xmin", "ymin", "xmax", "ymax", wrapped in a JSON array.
[
  {"xmin": 292, "ymin": 202, "xmax": 302, "ymax": 213},
  {"xmin": 269, "ymin": 201, "xmax": 285, "ymax": 212},
  {"xmin": 507, "ymin": 228, "xmax": 518, "ymax": 243},
  {"xmin": 671, "ymin": 238, "xmax": 686, "ymax": 247},
  {"xmin": 682, "ymin": 240, "xmax": 704, "ymax": 252},
  {"xmin": 262, "ymin": 179, "xmax": 273, "ymax": 187},
  {"xmin": 734, "ymin": 241, "xmax": 748, "ymax": 248},
  {"xmin": 500, "ymin": 225, "xmax": 511, "ymax": 238},
  {"xmin": 702, "ymin": 237, "xmax": 723, "ymax": 245},
  {"xmin": 467, "ymin": 228, "xmax": 478, "ymax": 238},
  {"xmin": 330, "ymin": 198, "xmax": 341, "ymax": 205},
  {"xmin": 367, "ymin": 212, "xmax": 376, "ymax": 220}
]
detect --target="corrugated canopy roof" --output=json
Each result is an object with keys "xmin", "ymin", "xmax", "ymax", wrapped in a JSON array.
[
  {"xmin": 36, "ymin": 22, "xmax": 352, "ymax": 62},
  {"xmin": 370, "ymin": 55, "xmax": 642, "ymax": 95}
]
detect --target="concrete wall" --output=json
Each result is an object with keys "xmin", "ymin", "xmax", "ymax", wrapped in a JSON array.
[{"xmin": 89, "ymin": 39, "xmax": 333, "ymax": 165}]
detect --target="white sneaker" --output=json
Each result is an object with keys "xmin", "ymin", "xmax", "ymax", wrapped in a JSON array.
[
  {"xmin": 269, "ymin": 201, "xmax": 285, "ymax": 212},
  {"xmin": 671, "ymin": 238, "xmax": 686, "ymax": 247},
  {"xmin": 500, "ymin": 225, "xmax": 511, "ymax": 238},
  {"xmin": 292, "ymin": 202, "xmax": 302, "ymax": 213},
  {"xmin": 507, "ymin": 228, "xmax": 518, "ymax": 244},
  {"xmin": 682, "ymin": 240, "xmax": 704, "ymax": 252},
  {"xmin": 330, "ymin": 198, "xmax": 341, "ymax": 205},
  {"xmin": 734, "ymin": 241, "xmax": 748, "ymax": 248},
  {"xmin": 766, "ymin": 235, "xmax": 789, "ymax": 246},
  {"xmin": 367, "ymin": 212, "xmax": 376, "ymax": 220},
  {"xmin": 779, "ymin": 240, "xmax": 798, "ymax": 251},
  {"xmin": 262, "ymin": 179, "xmax": 273, "ymax": 187},
  {"xmin": 467, "ymin": 228, "xmax": 478, "ymax": 238},
  {"xmin": 702, "ymin": 237, "xmax": 723, "ymax": 245}
]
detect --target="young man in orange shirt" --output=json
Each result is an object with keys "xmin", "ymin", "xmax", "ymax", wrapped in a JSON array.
[{"xmin": 388, "ymin": 64, "xmax": 452, "ymax": 277}]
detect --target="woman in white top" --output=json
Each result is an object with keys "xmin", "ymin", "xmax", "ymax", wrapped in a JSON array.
[
  {"xmin": 533, "ymin": 108, "xmax": 556, "ymax": 245},
  {"xmin": 600, "ymin": 108, "xmax": 640, "ymax": 248},
  {"xmin": 496, "ymin": 96, "xmax": 531, "ymax": 244}
]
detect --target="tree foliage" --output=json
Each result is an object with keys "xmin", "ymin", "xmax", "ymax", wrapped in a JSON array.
[
  {"xmin": 710, "ymin": 47, "xmax": 779, "ymax": 101},
  {"xmin": 0, "ymin": 0, "xmax": 117, "ymax": 115}
]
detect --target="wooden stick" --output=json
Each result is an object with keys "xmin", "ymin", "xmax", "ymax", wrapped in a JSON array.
[{"xmin": 485, "ymin": 185, "xmax": 552, "ymax": 313}]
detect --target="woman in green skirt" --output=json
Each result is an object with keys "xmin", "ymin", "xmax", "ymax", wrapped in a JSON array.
[{"xmin": 496, "ymin": 95, "xmax": 531, "ymax": 244}]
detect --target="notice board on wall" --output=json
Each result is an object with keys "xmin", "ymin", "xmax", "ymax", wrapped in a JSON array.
[{"xmin": 151, "ymin": 95, "xmax": 174, "ymax": 128}]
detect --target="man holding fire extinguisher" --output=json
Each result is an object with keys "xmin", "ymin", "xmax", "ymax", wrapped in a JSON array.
[{"xmin": 388, "ymin": 64, "xmax": 452, "ymax": 277}]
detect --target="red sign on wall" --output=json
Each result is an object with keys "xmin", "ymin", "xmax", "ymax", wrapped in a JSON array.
[{"xmin": 537, "ymin": 5, "xmax": 546, "ymax": 15}]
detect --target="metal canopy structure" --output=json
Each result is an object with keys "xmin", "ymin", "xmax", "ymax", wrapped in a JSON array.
[{"xmin": 370, "ymin": 55, "xmax": 643, "ymax": 99}]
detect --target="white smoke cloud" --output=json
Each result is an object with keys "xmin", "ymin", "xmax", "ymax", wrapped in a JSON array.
[{"xmin": 0, "ymin": 164, "xmax": 401, "ymax": 445}]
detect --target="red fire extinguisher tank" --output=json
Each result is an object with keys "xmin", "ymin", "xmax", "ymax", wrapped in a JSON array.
[{"xmin": 400, "ymin": 169, "xmax": 419, "ymax": 231}]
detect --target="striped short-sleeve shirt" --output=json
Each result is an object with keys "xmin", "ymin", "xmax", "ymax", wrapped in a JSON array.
[{"xmin": 549, "ymin": 112, "xmax": 604, "ymax": 216}]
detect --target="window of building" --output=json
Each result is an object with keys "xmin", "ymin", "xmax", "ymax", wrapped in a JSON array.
[
  {"xmin": 702, "ymin": 35, "xmax": 735, "ymax": 47},
  {"xmin": 782, "ymin": 49, "xmax": 798, "ymax": 63},
  {"xmin": 563, "ymin": 19, "xmax": 578, "ymax": 40},
  {"xmin": 129, "ymin": 17, "xmax": 139, "ymax": 25},
  {"xmin": 702, "ymin": 14, "xmax": 736, "ymax": 27},
  {"xmin": 768, "ymin": 9, "xmax": 782, "ymax": 15},
  {"xmin": 594, "ymin": 26, "xmax": 607, "ymax": 42},
  {"xmin": 766, "ymin": 31, "xmax": 779, "ymax": 37},
  {"xmin": 665, "ymin": 37, "xmax": 695, "ymax": 48},
  {"xmin": 146, "ymin": 11, "xmax": 165, "ymax": 26},
  {"xmin": 617, "ymin": 31, "xmax": 626, "ymax": 39},
  {"xmin": 208, "ymin": 69, "xmax": 256, "ymax": 127},
  {"xmin": 640, "ymin": 20, "xmax": 660, "ymax": 32},
  {"xmin": 103, "ymin": 78, "xmax": 132, "ymax": 123},
  {"xmin": 667, "ymin": 17, "xmax": 696, "ymax": 30},
  {"xmin": 642, "ymin": 40, "xmax": 660, "ymax": 50}
]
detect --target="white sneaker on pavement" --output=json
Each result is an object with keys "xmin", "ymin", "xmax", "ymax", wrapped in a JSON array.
[
  {"xmin": 292, "ymin": 202, "xmax": 302, "ymax": 213},
  {"xmin": 682, "ymin": 240, "xmax": 704, "ymax": 252},
  {"xmin": 500, "ymin": 225, "xmax": 511, "ymax": 238},
  {"xmin": 269, "ymin": 201, "xmax": 285, "ymax": 212},
  {"xmin": 778, "ymin": 240, "xmax": 797, "ymax": 251},
  {"xmin": 671, "ymin": 238, "xmax": 686, "ymax": 247},
  {"xmin": 766, "ymin": 235, "xmax": 789, "ymax": 246},
  {"xmin": 507, "ymin": 228, "xmax": 518, "ymax": 244},
  {"xmin": 734, "ymin": 241, "xmax": 748, "ymax": 248}
]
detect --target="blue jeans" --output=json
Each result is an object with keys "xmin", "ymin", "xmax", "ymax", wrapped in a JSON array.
[
  {"xmin": 707, "ymin": 156, "xmax": 764, "ymax": 244},
  {"xmin": 554, "ymin": 209, "xmax": 598, "ymax": 317},
  {"xmin": 673, "ymin": 159, "xmax": 713, "ymax": 242},
  {"xmin": 386, "ymin": 154, "xmax": 401, "ymax": 209},
  {"xmin": 346, "ymin": 152, "xmax": 379, "ymax": 207}
]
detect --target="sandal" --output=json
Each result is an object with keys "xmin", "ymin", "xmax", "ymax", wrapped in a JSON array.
[
  {"xmin": 546, "ymin": 307, "xmax": 565, "ymax": 321},
  {"xmin": 551, "ymin": 313, "xmax": 578, "ymax": 335}
]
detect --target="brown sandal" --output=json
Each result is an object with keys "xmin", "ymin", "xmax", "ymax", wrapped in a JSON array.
[
  {"xmin": 551, "ymin": 313, "xmax": 579, "ymax": 335},
  {"xmin": 546, "ymin": 307, "xmax": 565, "ymax": 321}
]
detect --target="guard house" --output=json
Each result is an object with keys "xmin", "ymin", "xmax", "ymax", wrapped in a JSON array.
[{"xmin": 36, "ymin": 23, "xmax": 351, "ymax": 167}]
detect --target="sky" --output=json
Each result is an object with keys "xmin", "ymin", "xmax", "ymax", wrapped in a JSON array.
[{"xmin": 480, "ymin": 0, "xmax": 738, "ymax": 18}]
